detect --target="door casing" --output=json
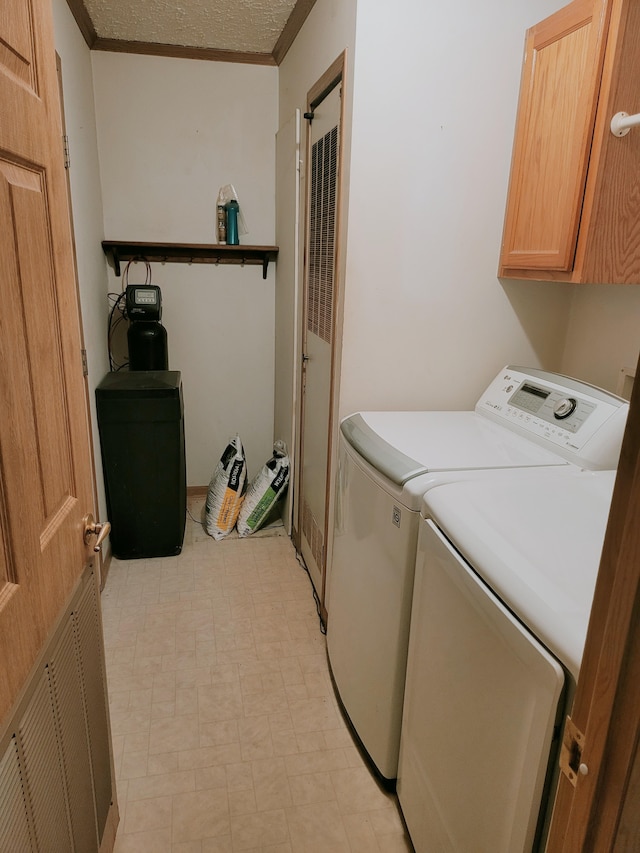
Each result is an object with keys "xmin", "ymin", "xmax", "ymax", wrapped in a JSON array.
[{"xmin": 293, "ymin": 52, "xmax": 347, "ymax": 621}]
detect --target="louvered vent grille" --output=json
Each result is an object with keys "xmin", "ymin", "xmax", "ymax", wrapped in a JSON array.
[
  {"xmin": 74, "ymin": 577, "xmax": 112, "ymax": 840},
  {"xmin": 49, "ymin": 615, "xmax": 98, "ymax": 850},
  {"xmin": 18, "ymin": 672, "xmax": 71, "ymax": 850},
  {"xmin": 0, "ymin": 566, "xmax": 112, "ymax": 853},
  {"xmin": 307, "ymin": 124, "xmax": 338, "ymax": 344},
  {"xmin": 302, "ymin": 498, "xmax": 324, "ymax": 570},
  {"xmin": 0, "ymin": 739, "xmax": 33, "ymax": 850}
]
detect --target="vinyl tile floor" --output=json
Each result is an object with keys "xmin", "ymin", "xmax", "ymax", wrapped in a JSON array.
[{"xmin": 103, "ymin": 505, "xmax": 414, "ymax": 852}]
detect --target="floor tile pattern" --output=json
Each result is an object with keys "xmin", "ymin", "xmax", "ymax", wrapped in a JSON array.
[{"xmin": 102, "ymin": 511, "xmax": 414, "ymax": 852}]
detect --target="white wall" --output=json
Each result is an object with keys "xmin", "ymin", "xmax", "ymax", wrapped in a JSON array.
[
  {"xmin": 278, "ymin": 0, "xmax": 578, "ymax": 441},
  {"xmin": 91, "ymin": 52, "xmax": 279, "ymax": 485},
  {"xmin": 278, "ymin": 1, "xmax": 357, "ymax": 129},
  {"xmin": 339, "ymin": 0, "xmax": 573, "ymax": 418},
  {"xmin": 54, "ymin": 0, "xmax": 640, "ymax": 523},
  {"xmin": 277, "ymin": 0, "xmax": 576, "ymax": 599},
  {"xmin": 276, "ymin": 0, "xmax": 358, "ymax": 534},
  {"xmin": 52, "ymin": 0, "xmax": 110, "ymax": 520},
  {"xmin": 562, "ymin": 285, "xmax": 640, "ymax": 394}
]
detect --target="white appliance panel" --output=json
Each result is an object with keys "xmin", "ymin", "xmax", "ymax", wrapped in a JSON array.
[
  {"xmin": 423, "ymin": 469, "xmax": 615, "ymax": 679},
  {"xmin": 328, "ymin": 438, "xmax": 420, "ymax": 780},
  {"xmin": 338, "ymin": 418, "xmax": 569, "ymax": 514},
  {"xmin": 397, "ymin": 520, "xmax": 565, "ymax": 853},
  {"xmin": 345, "ymin": 410, "xmax": 569, "ymax": 486},
  {"xmin": 477, "ymin": 366, "xmax": 627, "ymax": 469},
  {"xmin": 327, "ymin": 366, "xmax": 627, "ymax": 784}
]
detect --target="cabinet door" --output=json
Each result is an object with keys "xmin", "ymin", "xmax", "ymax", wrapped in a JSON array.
[{"xmin": 499, "ymin": 0, "xmax": 610, "ymax": 274}]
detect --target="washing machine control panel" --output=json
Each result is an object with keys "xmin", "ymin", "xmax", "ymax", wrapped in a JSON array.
[
  {"xmin": 506, "ymin": 383, "xmax": 594, "ymax": 433},
  {"xmin": 476, "ymin": 366, "xmax": 629, "ymax": 468},
  {"xmin": 553, "ymin": 397, "xmax": 577, "ymax": 419}
]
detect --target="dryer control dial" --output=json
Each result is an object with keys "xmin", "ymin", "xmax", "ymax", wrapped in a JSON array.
[{"xmin": 554, "ymin": 397, "xmax": 577, "ymax": 420}]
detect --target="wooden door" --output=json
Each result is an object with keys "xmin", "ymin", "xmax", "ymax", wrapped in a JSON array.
[
  {"xmin": 296, "ymin": 56, "xmax": 345, "ymax": 615},
  {"xmin": 545, "ymin": 344, "xmax": 640, "ymax": 849},
  {"xmin": 0, "ymin": 0, "xmax": 96, "ymax": 727},
  {"xmin": 499, "ymin": 0, "xmax": 610, "ymax": 274}
]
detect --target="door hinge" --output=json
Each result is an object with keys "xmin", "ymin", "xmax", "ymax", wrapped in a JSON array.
[
  {"xmin": 559, "ymin": 716, "xmax": 589, "ymax": 787},
  {"xmin": 63, "ymin": 134, "xmax": 70, "ymax": 169},
  {"xmin": 81, "ymin": 349, "xmax": 88, "ymax": 377}
]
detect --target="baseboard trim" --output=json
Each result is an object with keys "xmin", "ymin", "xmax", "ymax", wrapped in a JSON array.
[
  {"xmin": 99, "ymin": 546, "xmax": 112, "ymax": 591},
  {"xmin": 99, "ymin": 799, "xmax": 120, "ymax": 853},
  {"xmin": 187, "ymin": 485, "xmax": 208, "ymax": 499}
]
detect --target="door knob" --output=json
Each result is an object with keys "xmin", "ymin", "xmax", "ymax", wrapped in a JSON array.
[{"xmin": 83, "ymin": 514, "xmax": 111, "ymax": 553}]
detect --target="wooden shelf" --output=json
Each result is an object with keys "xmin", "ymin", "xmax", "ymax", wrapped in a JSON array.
[{"xmin": 102, "ymin": 241, "xmax": 279, "ymax": 279}]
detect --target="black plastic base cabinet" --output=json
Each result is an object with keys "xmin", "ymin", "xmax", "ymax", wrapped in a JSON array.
[{"xmin": 96, "ymin": 370, "xmax": 186, "ymax": 559}]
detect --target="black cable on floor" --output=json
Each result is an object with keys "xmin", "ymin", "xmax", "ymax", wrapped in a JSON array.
[
  {"xmin": 187, "ymin": 507, "xmax": 205, "ymax": 527},
  {"xmin": 295, "ymin": 550, "xmax": 327, "ymax": 636}
]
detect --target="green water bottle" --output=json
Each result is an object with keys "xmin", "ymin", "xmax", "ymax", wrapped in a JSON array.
[{"xmin": 226, "ymin": 199, "xmax": 239, "ymax": 245}]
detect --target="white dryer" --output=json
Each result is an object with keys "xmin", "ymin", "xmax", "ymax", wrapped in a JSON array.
[
  {"xmin": 326, "ymin": 366, "xmax": 627, "ymax": 784},
  {"xmin": 397, "ymin": 467, "xmax": 616, "ymax": 852}
]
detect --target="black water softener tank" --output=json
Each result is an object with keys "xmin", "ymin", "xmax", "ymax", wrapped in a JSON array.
[
  {"xmin": 126, "ymin": 284, "xmax": 168, "ymax": 370},
  {"xmin": 96, "ymin": 371, "xmax": 186, "ymax": 558}
]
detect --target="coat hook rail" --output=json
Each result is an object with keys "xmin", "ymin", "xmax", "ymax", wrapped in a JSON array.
[{"xmin": 610, "ymin": 111, "xmax": 640, "ymax": 137}]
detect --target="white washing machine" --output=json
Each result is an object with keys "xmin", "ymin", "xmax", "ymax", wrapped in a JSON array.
[
  {"xmin": 326, "ymin": 366, "xmax": 627, "ymax": 784},
  {"xmin": 397, "ymin": 467, "xmax": 616, "ymax": 852}
]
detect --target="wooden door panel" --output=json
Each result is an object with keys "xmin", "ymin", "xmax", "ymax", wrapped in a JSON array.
[
  {"xmin": 0, "ymin": 164, "xmax": 44, "ymax": 584},
  {"xmin": 0, "ymin": 0, "xmax": 94, "ymax": 727},
  {"xmin": 508, "ymin": 25, "xmax": 591, "ymax": 267},
  {"xmin": 9, "ymin": 165, "xmax": 74, "ymax": 517},
  {"xmin": 0, "ymin": 0, "xmax": 37, "ymax": 90},
  {"xmin": 0, "ymin": 156, "xmax": 82, "ymax": 564},
  {"xmin": 500, "ymin": 0, "xmax": 609, "ymax": 272},
  {"xmin": 0, "ymin": 0, "xmax": 117, "ymax": 847}
]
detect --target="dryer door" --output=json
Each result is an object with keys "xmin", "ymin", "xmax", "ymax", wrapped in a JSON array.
[{"xmin": 397, "ymin": 519, "xmax": 565, "ymax": 853}]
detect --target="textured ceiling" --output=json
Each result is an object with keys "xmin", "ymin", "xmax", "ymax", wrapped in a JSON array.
[{"xmin": 69, "ymin": 0, "xmax": 315, "ymax": 64}]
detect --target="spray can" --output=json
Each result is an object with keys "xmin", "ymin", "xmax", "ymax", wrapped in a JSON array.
[
  {"xmin": 226, "ymin": 199, "xmax": 239, "ymax": 245},
  {"xmin": 216, "ymin": 190, "xmax": 226, "ymax": 244}
]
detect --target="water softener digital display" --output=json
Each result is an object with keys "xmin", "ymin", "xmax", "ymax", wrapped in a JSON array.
[
  {"xmin": 126, "ymin": 284, "xmax": 162, "ymax": 321},
  {"xmin": 126, "ymin": 284, "xmax": 168, "ymax": 370}
]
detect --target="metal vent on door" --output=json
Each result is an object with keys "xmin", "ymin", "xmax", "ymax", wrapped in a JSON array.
[
  {"xmin": 308, "ymin": 125, "xmax": 338, "ymax": 344},
  {"xmin": 49, "ymin": 612, "xmax": 99, "ymax": 850},
  {"xmin": 17, "ymin": 672, "xmax": 70, "ymax": 849},
  {"xmin": 73, "ymin": 574, "xmax": 112, "ymax": 840},
  {"xmin": 0, "ymin": 738, "xmax": 33, "ymax": 850},
  {"xmin": 302, "ymin": 498, "xmax": 324, "ymax": 571},
  {"xmin": 0, "ymin": 566, "xmax": 113, "ymax": 852}
]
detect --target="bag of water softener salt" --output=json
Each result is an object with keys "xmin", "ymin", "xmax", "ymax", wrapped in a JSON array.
[
  {"xmin": 204, "ymin": 435, "xmax": 248, "ymax": 540},
  {"xmin": 236, "ymin": 441, "xmax": 290, "ymax": 537}
]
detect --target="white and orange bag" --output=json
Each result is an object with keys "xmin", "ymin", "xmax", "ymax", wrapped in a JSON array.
[{"xmin": 204, "ymin": 435, "xmax": 247, "ymax": 540}]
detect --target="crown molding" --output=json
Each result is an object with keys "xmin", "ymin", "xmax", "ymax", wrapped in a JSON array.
[
  {"xmin": 64, "ymin": 0, "xmax": 97, "ymax": 47},
  {"xmin": 273, "ymin": 0, "xmax": 318, "ymax": 65},
  {"xmin": 64, "ymin": 0, "xmax": 317, "ymax": 65},
  {"xmin": 91, "ymin": 38, "xmax": 277, "ymax": 66}
]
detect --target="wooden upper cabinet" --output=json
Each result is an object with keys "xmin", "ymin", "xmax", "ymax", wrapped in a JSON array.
[{"xmin": 499, "ymin": 0, "xmax": 640, "ymax": 284}]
